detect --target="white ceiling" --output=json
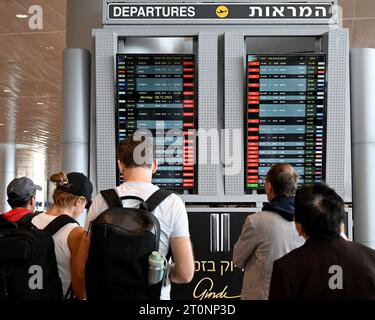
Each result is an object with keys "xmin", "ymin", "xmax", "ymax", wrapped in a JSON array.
[{"xmin": 0, "ymin": 0, "xmax": 66, "ymax": 179}]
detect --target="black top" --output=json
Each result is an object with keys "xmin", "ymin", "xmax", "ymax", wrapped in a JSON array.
[{"xmin": 269, "ymin": 236, "xmax": 375, "ymax": 300}]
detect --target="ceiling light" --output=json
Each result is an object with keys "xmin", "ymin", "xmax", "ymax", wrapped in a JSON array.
[
  {"xmin": 23, "ymin": 130, "xmax": 29, "ymax": 133},
  {"xmin": 16, "ymin": 14, "xmax": 28, "ymax": 19},
  {"xmin": 37, "ymin": 102, "xmax": 45, "ymax": 105},
  {"xmin": 3, "ymin": 89, "xmax": 11, "ymax": 93},
  {"xmin": 0, "ymin": 124, "xmax": 4, "ymax": 126},
  {"xmin": 45, "ymin": 46, "xmax": 55, "ymax": 50}
]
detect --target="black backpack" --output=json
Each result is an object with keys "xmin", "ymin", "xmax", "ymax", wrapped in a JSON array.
[
  {"xmin": 85, "ymin": 189, "xmax": 173, "ymax": 300},
  {"xmin": 0, "ymin": 213, "xmax": 77, "ymax": 300}
]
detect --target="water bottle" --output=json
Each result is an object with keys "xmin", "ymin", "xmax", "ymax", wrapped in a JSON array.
[{"xmin": 148, "ymin": 251, "xmax": 166, "ymax": 285}]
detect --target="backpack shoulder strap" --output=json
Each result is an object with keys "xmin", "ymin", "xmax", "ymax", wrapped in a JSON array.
[
  {"xmin": 0, "ymin": 212, "xmax": 37, "ymax": 229},
  {"xmin": 16, "ymin": 212, "xmax": 39, "ymax": 226},
  {"xmin": 0, "ymin": 214, "xmax": 12, "ymax": 228},
  {"xmin": 44, "ymin": 215, "xmax": 78, "ymax": 236},
  {"xmin": 0, "ymin": 214, "xmax": 6, "ymax": 223},
  {"xmin": 146, "ymin": 189, "xmax": 173, "ymax": 212},
  {"xmin": 100, "ymin": 189, "xmax": 122, "ymax": 208}
]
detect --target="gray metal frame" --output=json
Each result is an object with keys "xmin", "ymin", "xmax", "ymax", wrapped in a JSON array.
[
  {"xmin": 93, "ymin": 26, "xmax": 351, "ymax": 202},
  {"xmin": 222, "ymin": 28, "xmax": 351, "ymax": 202},
  {"xmin": 325, "ymin": 29, "xmax": 351, "ymax": 202},
  {"xmin": 93, "ymin": 28, "xmax": 222, "ymax": 195},
  {"xmin": 197, "ymin": 32, "xmax": 220, "ymax": 195},
  {"xmin": 94, "ymin": 31, "xmax": 117, "ymax": 190},
  {"xmin": 93, "ymin": 1, "xmax": 351, "ymax": 203},
  {"xmin": 224, "ymin": 32, "xmax": 245, "ymax": 195}
]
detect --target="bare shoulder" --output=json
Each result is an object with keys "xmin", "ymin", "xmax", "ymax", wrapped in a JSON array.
[{"xmin": 68, "ymin": 226, "xmax": 86, "ymax": 243}]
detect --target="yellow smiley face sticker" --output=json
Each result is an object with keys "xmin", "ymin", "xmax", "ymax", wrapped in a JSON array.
[{"xmin": 216, "ymin": 5, "xmax": 229, "ymax": 18}]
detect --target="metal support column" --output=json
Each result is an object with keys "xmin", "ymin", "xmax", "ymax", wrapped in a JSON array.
[
  {"xmin": 351, "ymin": 48, "xmax": 375, "ymax": 249},
  {"xmin": 62, "ymin": 48, "xmax": 91, "ymax": 175},
  {"xmin": 0, "ymin": 143, "xmax": 16, "ymax": 212}
]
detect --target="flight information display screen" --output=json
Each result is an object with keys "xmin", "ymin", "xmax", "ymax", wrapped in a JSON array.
[
  {"xmin": 116, "ymin": 54, "xmax": 197, "ymax": 192},
  {"xmin": 246, "ymin": 54, "xmax": 327, "ymax": 192}
]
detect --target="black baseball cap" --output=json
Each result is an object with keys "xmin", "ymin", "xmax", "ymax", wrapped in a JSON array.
[
  {"xmin": 58, "ymin": 172, "xmax": 93, "ymax": 209},
  {"xmin": 7, "ymin": 177, "xmax": 42, "ymax": 201}
]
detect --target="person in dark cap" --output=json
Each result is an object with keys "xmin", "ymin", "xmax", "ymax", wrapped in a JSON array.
[
  {"xmin": 55, "ymin": 172, "xmax": 93, "ymax": 209},
  {"xmin": 2, "ymin": 177, "xmax": 42, "ymax": 222},
  {"xmin": 32, "ymin": 171, "xmax": 93, "ymax": 299}
]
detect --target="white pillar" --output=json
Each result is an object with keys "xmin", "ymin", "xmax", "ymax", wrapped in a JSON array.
[
  {"xmin": 0, "ymin": 143, "xmax": 16, "ymax": 212},
  {"xmin": 62, "ymin": 48, "xmax": 91, "ymax": 225},
  {"xmin": 350, "ymin": 48, "xmax": 375, "ymax": 249},
  {"xmin": 62, "ymin": 48, "xmax": 91, "ymax": 175}
]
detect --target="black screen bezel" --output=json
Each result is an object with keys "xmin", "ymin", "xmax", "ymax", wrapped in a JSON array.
[
  {"xmin": 244, "ymin": 53, "xmax": 328, "ymax": 194},
  {"xmin": 115, "ymin": 53, "xmax": 198, "ymax": 194}
]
